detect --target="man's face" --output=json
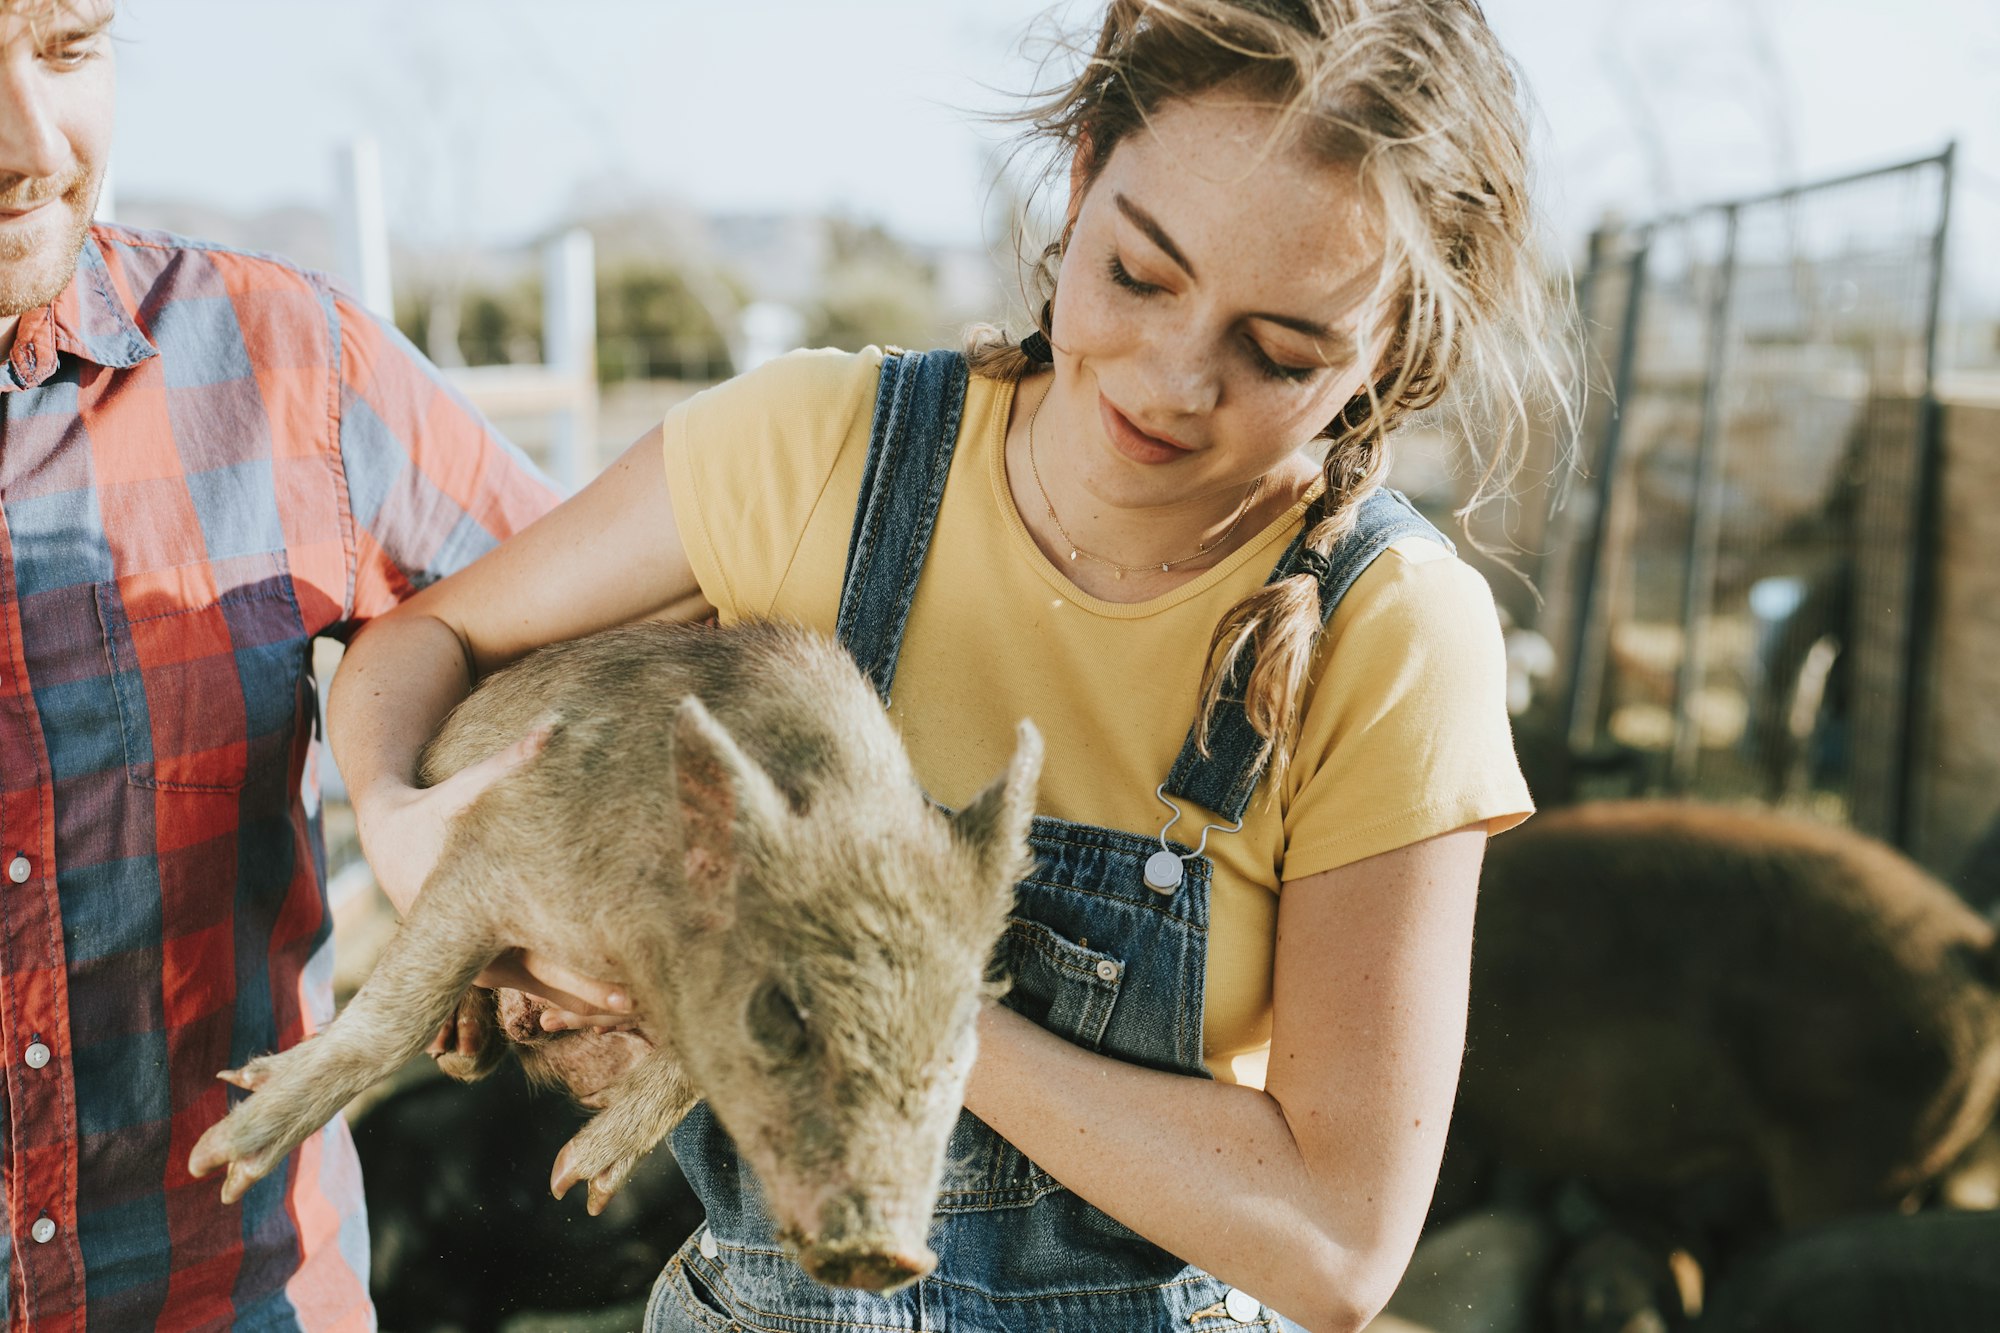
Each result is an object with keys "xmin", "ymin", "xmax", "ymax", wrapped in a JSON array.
[{"xmin": 0, "ymin": 0, "xmax": 113, "ymax": 319}]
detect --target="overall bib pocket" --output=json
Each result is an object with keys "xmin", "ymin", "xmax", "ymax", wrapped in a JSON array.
[{"xmin": 935, "ymin": 915, "xmax": 1125, "ymax": 1214}]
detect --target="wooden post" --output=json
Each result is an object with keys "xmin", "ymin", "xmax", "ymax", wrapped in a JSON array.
[
  {"xmin": 333, "ymin": 138, "xmax": 394, "ymax": 320},
  {"xmin": 543, "ymin": 228, "xmax": 597, "ymax": 489}
]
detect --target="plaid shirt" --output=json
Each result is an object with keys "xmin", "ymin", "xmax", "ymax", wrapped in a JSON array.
[{"xmin": 0, "ymin": 225, "xmax": 558, "ymax": 1330}]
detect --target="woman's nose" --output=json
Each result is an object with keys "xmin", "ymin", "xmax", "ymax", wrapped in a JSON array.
[{"xmin": 1141, "ymin": 322, "xmax": 1221, "ymax": 420}]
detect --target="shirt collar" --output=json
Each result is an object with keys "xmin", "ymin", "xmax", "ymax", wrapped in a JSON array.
[{"xmin": 4, "ymin": 228, "xmax": 158, "ymax": 391}]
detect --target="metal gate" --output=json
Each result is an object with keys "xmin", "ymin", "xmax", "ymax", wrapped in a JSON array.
[{"xmin": 1546, "ymin": 147, "xmax": 1956, "ymax": 845}]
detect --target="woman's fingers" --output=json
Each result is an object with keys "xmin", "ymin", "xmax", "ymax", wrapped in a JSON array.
[
  {"xmin": 473, "ymin": 948, "xmax": 633, "ymax": 1022},
  {"xmin": 516, "ymin": 952, "xmax": 631, "ymax": 1014},
  {"xmin": 426, "ymin": 717, "xmax": 557, "ymax": 823},
  {"xmin": 538, "ymin": 1008, "xmax": 641, "ymax": 1034},
  {"xmin": 357, "ymin": 718, "xmax": 556, "ymax": 915}
]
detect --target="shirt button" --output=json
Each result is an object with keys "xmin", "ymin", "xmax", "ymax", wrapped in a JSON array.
[
  {"xmin": 698, "ymin": 1227, "xmax": 719, "ymax": 1260},
  {"xmin": 1225, "ymin": 1287, "xmax": 1261, "ymax": 1322},
  {"xmin": 7, "ymin": 855, "xmax": 29, "ymax": 884},
  {"xmin": 30, "ymin": 1216, "xmax": 56, "ymax": 1244},
  {"xmin": 1094, "ymin": 959, "xmax": 1121, "ymax": 983},
  {"xmin": 24, "ymin": 1042, "xmax": 50, "ymax": 1069}
]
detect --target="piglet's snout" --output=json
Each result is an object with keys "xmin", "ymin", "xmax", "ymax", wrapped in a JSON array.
[
  {"xmin": 783, "ymin": 1189, "xmax": 938, "ymax": 1292},
  {"xmin": 799, "ymin": 1238, "xmax": 936, "ymax": 1292}
]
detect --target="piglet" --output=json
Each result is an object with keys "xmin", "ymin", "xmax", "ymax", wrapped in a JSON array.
[{"xmin": 189, "ymin": 619, "xmax": 1040, "ymax": 1292}]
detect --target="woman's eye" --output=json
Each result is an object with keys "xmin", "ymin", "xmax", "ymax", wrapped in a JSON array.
[
  {"xmin": 1250, "ymin": 342, "xmax": 1320, "ymax": 384},
  {"xmin": 1106, "ymin": 254, "xmax": 1163, "ymax": 298},
  {"xmin": 45, "ymin": 37, "xmax": 101, "ymax": 69}
]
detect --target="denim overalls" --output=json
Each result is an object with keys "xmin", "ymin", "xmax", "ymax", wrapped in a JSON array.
[{"xmin": 646, "ymin": 350, "xmax": 1450, "ymax": 1333}]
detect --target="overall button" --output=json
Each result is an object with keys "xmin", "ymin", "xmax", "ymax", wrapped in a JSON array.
[
  {"xmin": 1094, "ymin": 959, "xmax": 1121, "ymax": 983},
  {"xmin": 24, "ymin": 1042, "xmax": 50, "ymax": 1070},
  {"xmin": 7, "ymin": 855, "xmax": 29, "ymax": 885},
  {"xmin": 1224, "ymin": 1287, "xmax": 1261, "ymax": 1322},
  {"xmin": 30, "ymin": 1215, "xmax": 56, "ymax": 1244}
]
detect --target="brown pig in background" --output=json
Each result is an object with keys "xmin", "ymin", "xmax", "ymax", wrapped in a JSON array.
[
  {"xmin": 189, "ymin": 619, "xmax": 1042, "ymax": 1293},
  {"xmin": 1454, "ymin": 800, "xmax": 2000, "ymax": 1228}
]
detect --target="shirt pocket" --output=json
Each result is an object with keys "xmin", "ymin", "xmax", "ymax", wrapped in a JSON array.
[{"xmin": 94, "ymin": 551, "xmax": 311, "ymax": 794}]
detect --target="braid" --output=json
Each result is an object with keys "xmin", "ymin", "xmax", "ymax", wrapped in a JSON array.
[{"xmin": 1194, "ymin": 429, "xmax": 1389, "ymax": 791}]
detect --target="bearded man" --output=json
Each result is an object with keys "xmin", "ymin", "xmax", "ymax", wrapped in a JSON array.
[{"xmin": 0, "ymin": 2, "xmax": 559, "ymax": 1326}]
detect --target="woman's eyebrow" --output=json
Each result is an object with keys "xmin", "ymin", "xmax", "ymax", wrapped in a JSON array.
[
  {"xmin": 1252, "ymin": 265, "xmax": 1380, "ymax": 346},
  {"xmin": 1114, "ymin": 193, "xmax": 1196, "ymax": 280},
  {"xmin": 48, "ymin": 1, "xmax": 114, "ymax": 40}
]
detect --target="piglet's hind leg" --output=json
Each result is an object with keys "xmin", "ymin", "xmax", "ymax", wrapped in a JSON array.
[{"xmin": 551, "ymin": 1047, "xmax": 697, "ymax": 1216}]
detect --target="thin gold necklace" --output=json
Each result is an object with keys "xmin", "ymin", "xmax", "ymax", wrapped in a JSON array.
[{"xmin": 1026, "ymin": 383, "xmax": 1264, "ymax": 580}]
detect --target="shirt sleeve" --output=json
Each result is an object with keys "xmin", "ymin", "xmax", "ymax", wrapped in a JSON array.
[
  {"xmin": 327, "ymin": 288, "xmax": 560, "ymax": 624},
  {"xmin": 660, "ymin": 346, "xmax": 883, "ymax": 621},
  {"xmin": 1279, "ymin": 537, "xmax": 1534, "ymax": 882}
]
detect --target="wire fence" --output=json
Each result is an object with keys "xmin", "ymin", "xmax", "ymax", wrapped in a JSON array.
[{"xmin": 1543, "ymin": 147, "xmax": 1956, "ymax": 846}]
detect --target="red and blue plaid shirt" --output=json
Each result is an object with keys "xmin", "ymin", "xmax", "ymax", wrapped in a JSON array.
[{"xmin": 0, "ymin": 225, "xmax": 558, "ymax": 1330}]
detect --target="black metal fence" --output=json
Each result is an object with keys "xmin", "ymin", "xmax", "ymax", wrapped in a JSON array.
[{"xmin": 1542, "ymin": 147, "xmax": 1957, "ymax": 846}]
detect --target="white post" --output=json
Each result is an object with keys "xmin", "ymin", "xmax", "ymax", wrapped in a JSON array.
[
  {"xmin": 333, "ymin": 139, "xmax": 395, "ymax": 320},
  {"xmin": 94, "ymin": 159, "xmax": 115, "ymax": 223},
  {"xmin": 543, "ymin": 227, "xmax": 597, "ymax": 488}
]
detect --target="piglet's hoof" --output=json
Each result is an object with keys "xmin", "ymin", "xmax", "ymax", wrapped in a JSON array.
[
  {"xmin": 550, "ymin": 1137, "xmax": 640, "ymax": 1217},
  {"xmin": 216, "ymin": 1063, "xmax": 271, "ymax": 1092},
  {"xmin": 188, "ymin": 1114, "xmax": 286, "ymax": 1206}
]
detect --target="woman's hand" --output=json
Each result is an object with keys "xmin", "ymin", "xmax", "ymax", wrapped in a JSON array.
[
  {"xmin": 351, "ymin": 723, "xmax": 639, "ymax": 1051},
  {"xmin": 353, "ymin": 722, "xmax": 556, "ymax": 916},
  {"xmin": 426, "ymin": 949, "xmax": 640, "ymax": 1062}
]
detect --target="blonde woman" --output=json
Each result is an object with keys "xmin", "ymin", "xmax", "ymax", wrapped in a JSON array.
[{"xmin": 332, "ymin": 2, "xmax": 1570, "ymax": 1328}]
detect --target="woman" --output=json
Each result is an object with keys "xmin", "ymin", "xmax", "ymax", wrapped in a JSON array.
[{"xmin": 331, "ymin": 2, "xmax": 1570, "ymax": 1328}]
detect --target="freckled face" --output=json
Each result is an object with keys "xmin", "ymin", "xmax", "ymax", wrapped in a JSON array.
[
  {"xmin": 1048, "ymin": 93, "xmax": 1387, "ymax": 508},
  {"xmin": 0, "ymin": 0, "xmax": 115, "ymax": 320}
]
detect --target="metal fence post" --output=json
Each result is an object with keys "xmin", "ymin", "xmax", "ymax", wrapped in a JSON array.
[
  {"xmin": 1893, "ymin": 142, "xmax": 1959, "ymax": 848},
  {"xmin": 1669, "ymin": 206, "xmax": 1743, "ymax": 792},
  {"xmin": 1565, "ymin": 234, "xmax": 1652, "ymax": 755}
]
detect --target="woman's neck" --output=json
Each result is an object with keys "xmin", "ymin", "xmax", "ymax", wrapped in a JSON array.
[{"xmin": 1002, "ymin": 372, "xmax": 1317, "ymax": 604}]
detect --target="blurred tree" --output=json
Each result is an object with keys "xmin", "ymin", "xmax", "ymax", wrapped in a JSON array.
[
  {"xmin": 596, "ymin": 263, "xmax": 739, "ymax": 383},
  {"xmin": 808, "ymin": 217, "xmax": 942, "ymax": 352},
  {"xmin": 397, "ymin": 260, "xmax": 742, "ymax": 382}
]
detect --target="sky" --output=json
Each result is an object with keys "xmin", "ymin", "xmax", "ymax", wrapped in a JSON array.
[{"xmin": 110, "ymin": 1, "xmax": 2000, "ymax": 308}]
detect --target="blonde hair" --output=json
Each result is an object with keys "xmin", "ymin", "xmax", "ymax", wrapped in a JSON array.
[{"xmin": 968, "ymin": 0, "xmax": 1578, "ymax": 792}]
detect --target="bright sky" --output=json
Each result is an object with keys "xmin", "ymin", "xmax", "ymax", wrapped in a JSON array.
[{"xmin": 112, "ymin": 0, "xmax": 2000, "ymax": 303}]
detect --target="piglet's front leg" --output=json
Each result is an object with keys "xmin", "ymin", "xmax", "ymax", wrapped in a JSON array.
[
  {"xmin": 189, "ymin": 1034, "xmax": 398, "ymax": 1204},
  {"xmin": 190, "ymin": 852, "xmax": 502, "ymax": 1203}
]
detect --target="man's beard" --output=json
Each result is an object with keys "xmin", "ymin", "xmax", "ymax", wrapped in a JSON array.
[{"xmin": 0, "ymin": 161, "xmax": 100, "ymax": 320}]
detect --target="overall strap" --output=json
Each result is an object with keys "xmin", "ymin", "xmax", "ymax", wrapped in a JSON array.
[
  {"xmin": 1162, "ymin": 487, "xmax": 1454, "ymax": 824},
  {"xmin": 834, "ymin": 349, "xmax": 971, "ymax": 703}
]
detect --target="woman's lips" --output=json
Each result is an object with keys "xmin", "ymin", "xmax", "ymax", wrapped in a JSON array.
[{"xmin": 1097, "ymin": 394, "xmax": 1192, "ymax": 466}]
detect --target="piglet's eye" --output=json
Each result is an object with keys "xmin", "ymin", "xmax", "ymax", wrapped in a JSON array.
[{"xmin": 747, "ymin": 982, "xmax": 811, "ymax": 1059}]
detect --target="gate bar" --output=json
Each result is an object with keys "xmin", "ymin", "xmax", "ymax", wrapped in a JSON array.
[{"xmin": 1669, "ymin": 205, "xmax": 1742, "ymax": 791}]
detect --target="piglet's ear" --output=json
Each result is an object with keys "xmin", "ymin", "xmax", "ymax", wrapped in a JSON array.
[
  {"xmin": 951, "ymin": 720, "xmax": 1043, "ymax": 895},
  {"xmin": 673, "ymin": 695, "xmax": 784, "ymax": 933}
]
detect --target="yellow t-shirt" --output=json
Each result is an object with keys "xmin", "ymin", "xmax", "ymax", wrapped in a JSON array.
[{"xmin": 662, "ymin": 347, "xmax": 1532, "ymax": 1086}]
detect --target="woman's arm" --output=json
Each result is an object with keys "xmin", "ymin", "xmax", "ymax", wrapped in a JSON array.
[
  {"xmin": 330, "ymin": 424, "xmax": 709, "ymax": 910},
  {"xmin": 961, "ymin": 823, "xmax": 1484, "ymax": 1333}
]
